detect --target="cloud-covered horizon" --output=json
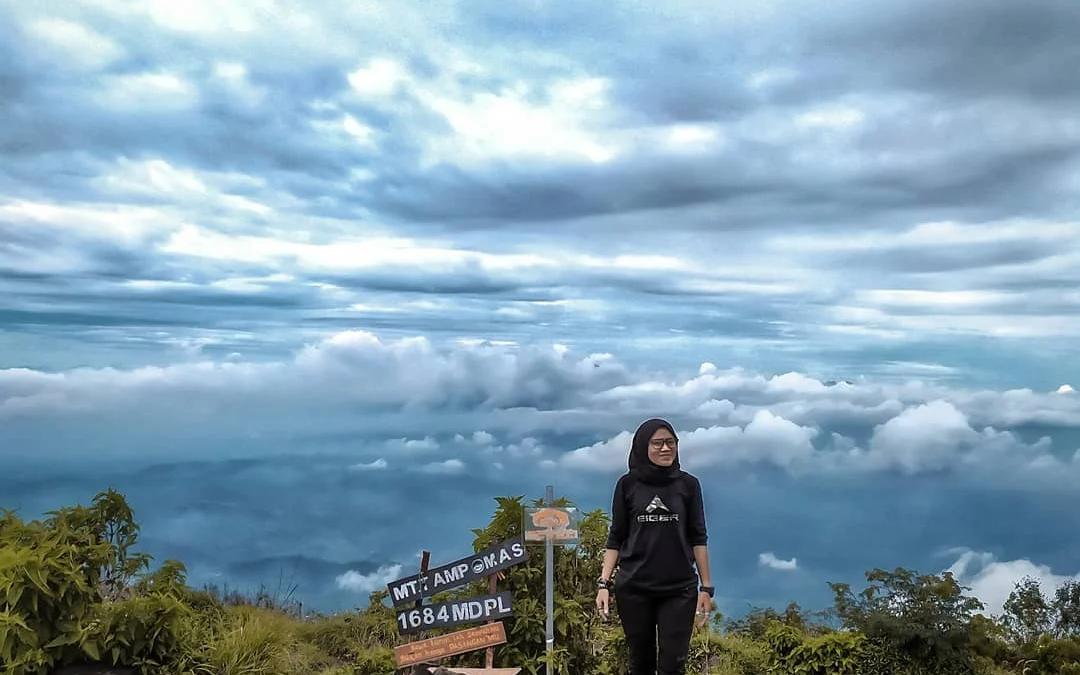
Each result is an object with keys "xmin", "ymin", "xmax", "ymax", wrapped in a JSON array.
[
  {"xmin": 2, "ymin": 0, "xmax": 1079, "ymax": 617},
  {"xmin": 4, "ymin": 331, "xmax": 1080, "ymax": 614}
]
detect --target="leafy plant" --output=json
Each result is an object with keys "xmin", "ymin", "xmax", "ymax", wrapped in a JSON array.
[
  {"xmin": 763, "ymin": 622, "xmax": 865, "ymax": 674},
  {"xmin": 0, "ymin": 501, "xmax": 115, "ymax": 672},
  {"xmin": 85, "ymin": 593, "xmax": 196, "ymax": 674}
]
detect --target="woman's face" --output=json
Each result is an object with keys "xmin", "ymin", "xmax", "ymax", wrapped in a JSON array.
[{"xmin": 647, "ymin": 427, "xmax": 678, "ymax": 466}]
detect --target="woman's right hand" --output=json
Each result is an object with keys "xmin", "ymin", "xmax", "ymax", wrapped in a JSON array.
[{"xmin": 595, "ymin": 588, "xmax": 610, "ymax": 620}]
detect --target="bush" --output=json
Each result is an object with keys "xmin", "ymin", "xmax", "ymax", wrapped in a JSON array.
[
  {"xmin": 694, "ymin": 633, "xmax": 768, "ymax": 675},
  {"xmin": 84, "ymin": 594, "xmax": 197, "ymax": 674},
  {"xmin": 763, "ymin": 622, "xmax": 866, "ymax": 674},
  {"xmin": 0, "ymin": 493, "xmax": 130, "ymax": 674}
]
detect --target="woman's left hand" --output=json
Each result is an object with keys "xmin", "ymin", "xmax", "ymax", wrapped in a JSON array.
[{"xmin": 695, "ymin": 591, "xmax": 712, "ymax": 628}]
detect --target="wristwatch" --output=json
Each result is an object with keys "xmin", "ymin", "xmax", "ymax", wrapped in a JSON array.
[
  {"xmin": 699, "ymin": 585, "xmax": 715, "ymax": 597},
  {"xmin": 597, "ymin": 577, "xmax": 611, "ymax": 590}
]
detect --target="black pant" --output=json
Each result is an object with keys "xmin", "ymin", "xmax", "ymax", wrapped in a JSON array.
[{"xmin": 615, "ymin": 584, "xmax": 696, "ymax": 675}]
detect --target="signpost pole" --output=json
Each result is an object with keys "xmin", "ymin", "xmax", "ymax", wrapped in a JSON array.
[
  {"xmin": 485, "ymin": 573, "xmax": 497, "ymax": 668},
  {"xmin": 544, "ymin": 484, "xmax": 554, "ymax": 675},
  {"xmin": 408, "ymin": 551, "xmax": 431, "ymax": 673},
  {"xmin": 524, "ymin": 500, "xmax": 577, "ymax": 675}
]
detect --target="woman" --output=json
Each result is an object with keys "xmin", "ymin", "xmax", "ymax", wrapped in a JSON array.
[{"xmin": 595, "ymin": 418, "xmax": 714, "ymax": 675}]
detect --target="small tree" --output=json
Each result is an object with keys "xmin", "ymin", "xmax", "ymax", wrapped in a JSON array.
[
  {"xmin": 1053, "ymin": 580, "xmax": 1080, "ymax": 638},
  {"xmin": 727, "ymin": 601, "xmax": 828, "ymax": 639},
  {"xmin": 828, "ymin": 567, "xmax": 985, "ymax": 673},
  {"xmin": 1003, "ymin": 576, "xmax": 1053, "ymax": 644},
  {"xmin": 431, "ymin": 495, "xmax": 610, "ymax": 675}
]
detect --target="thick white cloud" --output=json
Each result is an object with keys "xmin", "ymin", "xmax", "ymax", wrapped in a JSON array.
[
  {"xmin": 561, "ymin": 411, "xmax": 819, "ymax": 472},
  {"xmin": 0, "ymin": 330, "xmax": 629, "ymax": 418},
  {"xmin": 3, "ymin": 330, "xmax": 1078, "ymax": 484},
  {"xmin": 335, "ymin": 563, "xmax": 403, "ymax": 593},
  {"xmin": 948, "ymin": 550, "xmax": 1080, "ymax": 617}
]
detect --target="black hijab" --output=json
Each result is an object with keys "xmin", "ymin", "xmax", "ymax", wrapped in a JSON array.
[{"xmin": 628, "ymin": 417, "xmax": 682, "ymax": 485}]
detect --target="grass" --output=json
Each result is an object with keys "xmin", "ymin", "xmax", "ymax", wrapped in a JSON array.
[{"xmin": 166, "ymin": 584, "xmax": 400, "ymax": 675}]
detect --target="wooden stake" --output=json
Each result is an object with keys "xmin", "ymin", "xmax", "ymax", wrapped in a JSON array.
[
  {"xmin": 485, "ymin": 573, "xmax": 498, "ymax": 668},
  {"xmin": 399, "ymin": 551, "xmax": 431, "ymax": 674}
]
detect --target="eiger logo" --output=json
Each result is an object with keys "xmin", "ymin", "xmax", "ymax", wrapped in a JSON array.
[{"xmin": 638, "ymin": 495, "xmax": 678, "ymax": 523}]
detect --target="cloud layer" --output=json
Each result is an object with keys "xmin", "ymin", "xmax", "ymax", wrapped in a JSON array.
[{"xmin": 4, "ymin": 333, "xmax": 1080, "ymax": 613}]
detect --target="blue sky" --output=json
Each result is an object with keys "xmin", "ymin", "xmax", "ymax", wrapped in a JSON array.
[{"xmin": 2, "ymin": 0, "xmax": 1080, "ymax": 618}]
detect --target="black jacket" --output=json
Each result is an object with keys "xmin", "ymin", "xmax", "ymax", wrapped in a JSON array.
[{"xmin": 606, "ymin": 470, "xmax": 708, "ymax": 594}]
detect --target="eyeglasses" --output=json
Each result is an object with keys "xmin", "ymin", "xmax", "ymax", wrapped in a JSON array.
[{"xmin": 649, "ymin": 438, "xmax": 678, "ymax": 450}]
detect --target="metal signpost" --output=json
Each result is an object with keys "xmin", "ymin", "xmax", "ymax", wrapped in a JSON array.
[
  {"xmin": 386, "ymin": 536, "xmax": 529, "ymax": 673},
  {"xmin": 523, "ymin": 486, "xmax": 579, "ymax": 675}
]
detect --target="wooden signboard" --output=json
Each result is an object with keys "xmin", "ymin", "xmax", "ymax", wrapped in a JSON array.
[
  {"xmin": 393, "ymin": 622, "xmax": 508, "ymax": 668},
  {"xmin": 396, "ymin": 591, "xmax": 513, "ymax": 635},
  {"xmin": 387, "ymin": 536, "xmax": 528, "ymax": 607}
]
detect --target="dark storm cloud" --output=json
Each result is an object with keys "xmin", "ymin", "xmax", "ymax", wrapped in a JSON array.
[
  {"xmin": 834, "ymin": 238, "xmax": 1066, "ymax": 275},
  {"xmin": 0, "ymin": 222, "xmax": 159, "ymax": 280},
  {"xmin": 0, "ymin": 268, "xmax": 333, "ymax": 331},
  {"xmin": 360, "ymin": 153, "xmax": 783, "ymax": 225},
  {"xmin": 539, "ymin": 0, "xmax": 1080, "ymax": 120},
  {"xmin": 0, "ymin": 308, "xmax": 196, "ymax": 329},
  {"xmin": 362, "ymin": 112, "xmax": 1080, "ymax": 228},
  {"xmin": 820, "ymin": 0, "xmax": 1080, "ymax": 102},
  {"xmin": 346, "ymin": 0, "xmax": 1080, "ymax": 227},
  {"xmin": 0, "ymin": 29, "xmax": 371, "ymax": 216},
  {"xmin": 2, "ymin": 0, "xmax": 1077, "ymax": 239}
]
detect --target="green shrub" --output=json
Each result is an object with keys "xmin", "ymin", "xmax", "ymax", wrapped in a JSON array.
[
  {"xmin": 85, "ymin": 594, "xmax": 197, "ymax": 674},
  {"xmin": 764, "ymin": 622, "xmax": 866, "ymax": 674},
  {"xmin": 352, "ymin": 646, "xmax": 397, "ymax": 674},
  {"xmin": 0, "ymin": 506, "xmax": 112, "ymax": 673},
  {"xmin": 695, "ymin": 632, "xmax": 768, "ymax": 675}
]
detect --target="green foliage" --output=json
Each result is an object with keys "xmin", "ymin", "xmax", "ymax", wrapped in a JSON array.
[
  {"xmin": 691, "ymin": 631, "xmax": 768, "ymax": 675},
  {"xmin": 1003, "ymin": 576, "xmax": 1054, "ymax": 644},
  {"xmin": 0, "ymin": 489, "xmax": 159, "ymax": 674},
  {"xmin": 727, "ymin": 601, "xmax": 827, "ymax": 640},
  {"xmin": 451, "ymin": 494, "xmax": 611, "ymax": 675},
  {"xmin": 6, "ymin": 488, "xmax": 1080, "ymax": 675},
  {"xmin": 1053, "ymin": 580, "xmax": 1080, "ymax": 637},
  {"xmin": 764, "ymin": 622, "xmax": 866, "ymax": 674},
  {"xmin": 85, "ymin": 594, "xmax": 199, "ymax": 674},
  {"xmin": 830, "ymin": 566, "xmax": 985, "ymax": 673}
]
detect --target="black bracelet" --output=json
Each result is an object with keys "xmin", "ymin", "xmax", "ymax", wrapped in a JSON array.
[
  {"xmin": 699, "ymin": 585, "xmax": 714, "ymax": 597},
  {"xmin": 597, "ymin": 578, "xmax": 611, "ymax": 589}
]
